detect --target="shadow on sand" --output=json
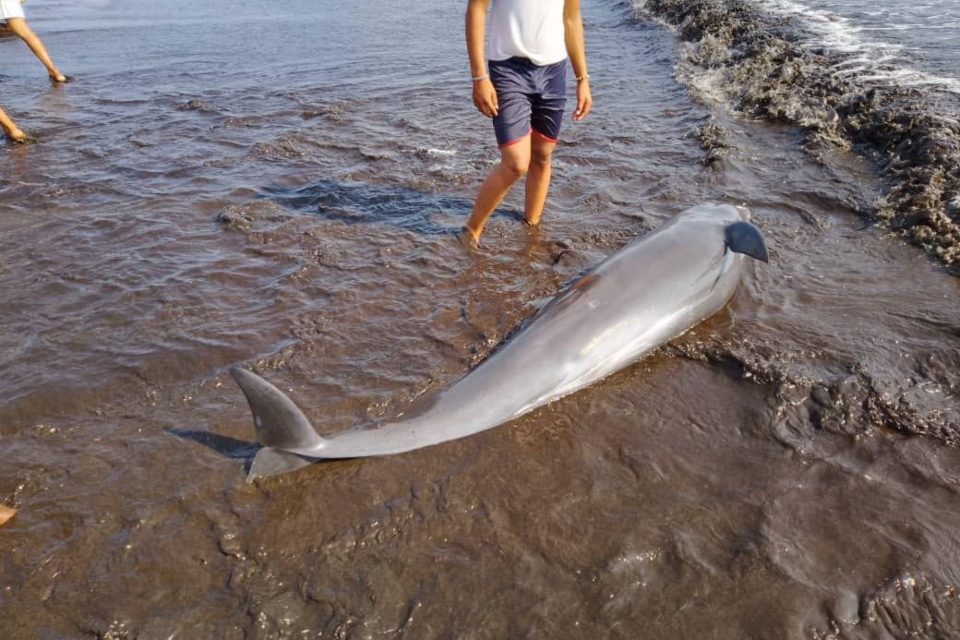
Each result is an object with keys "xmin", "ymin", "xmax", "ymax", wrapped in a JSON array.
[{"xmin": 168, "ymin": 428, "xmax": 259, "ymax": 465}]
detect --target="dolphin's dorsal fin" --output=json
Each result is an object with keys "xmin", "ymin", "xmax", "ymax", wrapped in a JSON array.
[
  {"xmin": 724, "ymin": 221, "xmax": 769, "ymax": 262},
  {"xmin": 230, "ymin": 367, "xmax": 326, "ymax": 450}
]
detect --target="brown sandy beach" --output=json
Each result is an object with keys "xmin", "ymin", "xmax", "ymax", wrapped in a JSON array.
[{"xmin": 1, "ymin": 0, "xmax": 958, "ymax": 637}]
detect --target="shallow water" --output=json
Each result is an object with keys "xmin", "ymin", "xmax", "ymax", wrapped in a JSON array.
[{"xmin": 1, "ymin": 0, "xmax": 958, "ymax": 637}]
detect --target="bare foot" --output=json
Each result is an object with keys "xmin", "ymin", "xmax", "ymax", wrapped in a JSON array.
[
  {"xmin": 49, "ymin": 72, "xmax": 71, "ymax": 84},
  {"xmin": 456, "ymin": 226, "xmax": 481, "ymax": 251},
  {"xmin": 5, "ymin": 128, "xmax": 27, "ymax": 143},
  {"xmin": 0, "ymin": 504, "xmax": 16, "ymax": 526},
  {"xmin": 6, "ymin": 129, "xmax": 35, "ymax": 144}
]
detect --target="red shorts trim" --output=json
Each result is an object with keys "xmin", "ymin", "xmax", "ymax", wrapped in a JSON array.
[{"xmin": 532, "ymin": 129, "xmax": 558, "ymax": 144}]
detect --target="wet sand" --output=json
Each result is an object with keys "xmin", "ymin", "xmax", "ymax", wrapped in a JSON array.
[{"xmin": 1, "ymin": 0, "xmax": 958, "ymax": 637}]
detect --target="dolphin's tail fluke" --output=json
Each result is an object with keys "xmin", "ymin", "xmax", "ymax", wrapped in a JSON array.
[
  {"xmin": 247, "ymin": 446, "xmax": 315, "ymax": 482},
  {"xmin": 230, "ymin": 367, "xmax": 327, "ymax": 452},
  {"xmin": 724, "ymin": 221, "xmax": 769, "ymax": 263}
]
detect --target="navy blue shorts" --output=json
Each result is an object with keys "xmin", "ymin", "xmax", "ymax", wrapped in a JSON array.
[{"xmin": 489, "ymin": 57, "xmax": 567, "ymax": 148}]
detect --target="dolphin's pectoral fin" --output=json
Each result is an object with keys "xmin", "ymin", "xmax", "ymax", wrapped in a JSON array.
[
  {"xmin": 230, "ymin": 367, "xmax": 327, "ymax": 451},
  {"xmin": 247, "ymin": 447, "xmax": 316, "ymax": 481},
  {"xmin": 724, "ymin": 221, "xmax": 769, "ymax": 263}
]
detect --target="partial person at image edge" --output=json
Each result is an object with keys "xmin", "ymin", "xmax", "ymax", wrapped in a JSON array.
[{"xmin": 1, "ymin": 0, "xmax": 71, "ymax": 142}]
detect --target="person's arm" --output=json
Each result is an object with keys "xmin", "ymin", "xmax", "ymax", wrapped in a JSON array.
[
  {"xmin": 564, "ymin": 0, "xmax": 592, "ymax": 121},
  {"xmin": 466, "ymin": 0, "xmax": 498, "ymax": 118}
]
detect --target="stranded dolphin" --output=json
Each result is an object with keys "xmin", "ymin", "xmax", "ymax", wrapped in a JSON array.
[{"xmin": 230, "ymin": 203, "xmax": 768, "ymax": 480}]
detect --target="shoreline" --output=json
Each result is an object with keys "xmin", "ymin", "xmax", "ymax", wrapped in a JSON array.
[{"xmin": 636, "ymin": 0, "xmax": 960, "ymax": 270}]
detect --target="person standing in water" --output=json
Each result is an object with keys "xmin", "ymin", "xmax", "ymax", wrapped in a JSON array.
[
  {"xmin": 1, "ymin": 0, "xmax": 69, "ymax": 83},
  {"xmin": 461, "ymin": 0, "xmax": 592, "ymax": 247}
]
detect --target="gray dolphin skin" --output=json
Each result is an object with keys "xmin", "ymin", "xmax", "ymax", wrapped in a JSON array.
[{"xmin": 231, "ymin": 203, "xmax": 768, "ymax": 480}]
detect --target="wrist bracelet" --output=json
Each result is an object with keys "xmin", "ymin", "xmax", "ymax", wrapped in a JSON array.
[
  {"xmin": 472, "ymin": 75, "xmax": 489, "ymax": 82},
  {"xmin": 576, "ymin": 73, "xmax": 590, "ymax": 82}
]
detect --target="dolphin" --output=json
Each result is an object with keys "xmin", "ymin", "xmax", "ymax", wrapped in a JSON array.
[{"xmin": 230, "ymin": 203, "xmax": 768, "ymax": 480}]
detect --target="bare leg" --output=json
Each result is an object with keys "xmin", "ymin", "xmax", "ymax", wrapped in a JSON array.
[
  {"xmin": 0, "ymin": 107, "xmax": 26, "ymax": 142},
  {"xmin": 524, "ymin": 134, "xmax": 558, "ymax": 226},
  {"xmin": 5, "ymin": 18, "xmax": 67, "ymax": 82},
  {"xmin": 0, "ymin": 504, "xmax": 16, "ymax": 526},
  {"xmin": 463, "ymin": 134, "xmax": 532, "ymax": 243}
]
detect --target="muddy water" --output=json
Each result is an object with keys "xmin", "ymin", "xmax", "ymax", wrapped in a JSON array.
[{"xmin": 1, "ymin": 0, "xmax": 958, "ymax": 637}]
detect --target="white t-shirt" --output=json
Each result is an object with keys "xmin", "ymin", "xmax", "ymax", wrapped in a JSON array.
[
  {"xmin": 0, "ymin": 0, "xmax": 27, "ymax": 21},
  {"xmin": 489, "ymin": 0, "xmax": 568, "ymax": 66}
]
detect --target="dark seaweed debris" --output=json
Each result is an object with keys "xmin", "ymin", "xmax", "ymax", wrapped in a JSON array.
[
  {"xmin": 669, "ymin": 338, "xmax": 960, "ymax": 448},
  {"xmin": 815, "ymin": 574, "xmax": 960, "ymax": 639},
  {"xmin": 640, "ymin": 0, "xmax": 960, "ymax": 268},
  {"xmin": 694, "ymin": 121, "xmax": 734, "ymax": 166}
]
